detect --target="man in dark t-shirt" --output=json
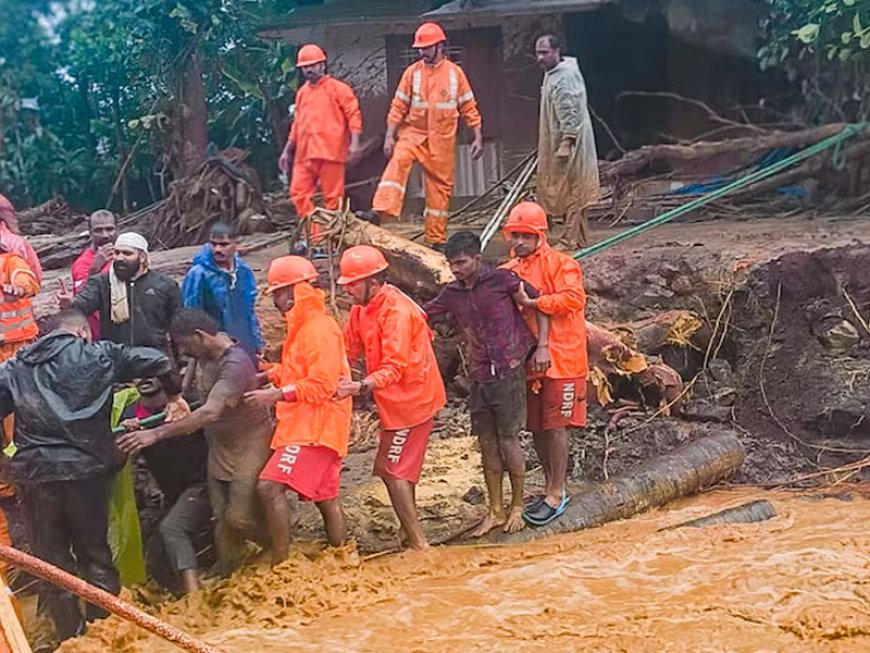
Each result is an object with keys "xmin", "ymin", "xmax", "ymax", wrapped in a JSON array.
[
  {"xmin": 424, "ymin": 231, "xmax": 551, "ymax": 537},
  {"xmin": 118, "ymin": 309, "xmax": 273, "ymax": 575},
  {"xmin": 120, "ymin": 377, "xmax": 210, "ymax": 594}
]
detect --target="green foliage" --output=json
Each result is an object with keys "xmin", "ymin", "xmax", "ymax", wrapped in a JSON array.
[
  {"xmin": 760, "ymin": 0, "xmax": 870, "ymax": 120},
  {"xmin": 0, "ymin": 0, "xmax": 298, "ymax": 210}
]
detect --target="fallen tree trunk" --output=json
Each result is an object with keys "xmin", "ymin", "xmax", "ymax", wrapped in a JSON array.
[
  {"xmin": 327, "ymin": 213, "xmax": 455, "ymax": 301},
  {"xmin": 600, "ymin": 123, "xmax": 868, "ymax": 184},
  {"xmin": 473, "ymin": 430, "xmax": 745, "ymax": 545},
  {"xmin": 659, "ymin": 499, "xmax": 776, "ymax": 531}
]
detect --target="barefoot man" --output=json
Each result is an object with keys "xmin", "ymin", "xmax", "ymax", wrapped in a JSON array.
[
  {"xmin": 336, "ymin": 245, "xmax": 446, "ymax": 550},
  {"xmin": 425, "ymin": 231, "xmax": 550, "ymax": 535}
]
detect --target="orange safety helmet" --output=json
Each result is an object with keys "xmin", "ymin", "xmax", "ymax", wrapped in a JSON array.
[
  {"xmin": 413, "ymin": 22, "xmax": 447, "ymax": 49},
  {"xmin": 503, "ymin": 201, "xmax": 549, "ymax": 236},
  {"xmin": 266, "ymin": 256, "xmax": 318, "ymax": 294},
  {"xmin": 296, "ymin": 43, "xmax": 327, "ymax": 68},
  {"xmin": 337, "ymin": 245, "xmax": 389, "ymax": 285}
]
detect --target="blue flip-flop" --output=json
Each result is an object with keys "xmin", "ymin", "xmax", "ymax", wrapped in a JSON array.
[{"xmin": 523, "ymin": 491, "xmax": 570, "ymax": 527}]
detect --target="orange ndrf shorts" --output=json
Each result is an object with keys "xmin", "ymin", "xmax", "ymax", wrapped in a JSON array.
[
  {"xmin": 373, "ymin": 417, "xmax": 434, "ymax": 484},
  {"xmin": 259, "ymin": 444, "xmax": 342, "ymax": 502},
  {"xmin": 526, "ymin": 376, "xmax": 588, "ymax": 432}
]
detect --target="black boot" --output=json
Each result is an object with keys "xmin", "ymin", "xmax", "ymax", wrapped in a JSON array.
[{"xmin": 50, "ymin": 595, "xmax": 85, "ymax": 642}]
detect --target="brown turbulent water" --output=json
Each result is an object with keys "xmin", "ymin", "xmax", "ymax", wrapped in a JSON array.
[{"xmin": 60, "ymin": 487, "xmax": 870, "ymax": 653}]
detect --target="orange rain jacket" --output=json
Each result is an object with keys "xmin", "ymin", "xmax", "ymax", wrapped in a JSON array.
[
  {"xmin": 290, "ymin": 75, "xmax": 363, "ymax": 164},
  {"xmin": 0, "ymin": 253, "xmax": 39, "ymax": 346},
  {"xmin": 502, "ymin": 238, "xmax": 588, "ymax": 379},
  {"xmin": 267, "ymin": 282, "xmax": 352, "ymax": 457},
  {"xmin": 345, "ymin": 284, "xmax": 446, "ymax": 430},
  {"xmin": 387, "ymin": 58, "xmax": 481, "ymax": 146}
]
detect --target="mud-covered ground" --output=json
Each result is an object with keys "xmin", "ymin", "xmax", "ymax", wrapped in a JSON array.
[{"xmin": 22, "ymin": 214, "xmax": 870, "ymax": 649}]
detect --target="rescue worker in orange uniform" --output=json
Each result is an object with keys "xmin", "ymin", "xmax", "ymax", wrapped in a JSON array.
[
  {"xmin": 0, "ymin": 194, "xmax": 42, "ymax": 283},
  {"xmin": 336, "ymin": 246, "xmax": 446, "ymax": 550},
  {"xmin": 244, "ymin": 256, "xmax": 352, "ymax": 564},
  {"xmin": 368, "ymin": 23, "xmax": 483, "ymax": 249},
  {"xmin": 278, "ymin": 44, "xmax": 363, "ymax": 248},
  {"xmin": 501, "ymin": 201, "xmax": 588, "ymax": 527},
  {"xmin": 0, "ymin": 247, "xmax": 40, "ymax": 571}
]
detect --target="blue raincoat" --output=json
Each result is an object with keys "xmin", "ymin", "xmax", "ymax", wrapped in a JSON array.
[{"xmin": 181, "ymin": 245, "xmax": 264, "ymax": 357}]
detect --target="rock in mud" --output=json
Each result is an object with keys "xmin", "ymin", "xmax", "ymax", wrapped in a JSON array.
[
  {"xmin": 682, "ymin": 398, "xmax": 733, "ymax": 423},
  {"xmin": 816, "ymin": 317, "xmax": 860, "ymax": 353}
]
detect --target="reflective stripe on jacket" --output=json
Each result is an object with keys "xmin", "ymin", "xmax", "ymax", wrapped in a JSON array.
[{"xmin": 0, "ymin": 254, "xmax": 38, "ymax": 345}]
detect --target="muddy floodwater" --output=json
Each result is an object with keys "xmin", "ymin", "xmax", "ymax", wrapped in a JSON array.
[{"xmin": 62, "ymin": 487, "xmax": 870, "ymax": 653}]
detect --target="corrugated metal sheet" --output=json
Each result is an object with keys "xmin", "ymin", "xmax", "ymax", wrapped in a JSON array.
[
  {"xmin": 424, "ymin": 0, "xmax": 612, "ymax": 18},
  {"xmin": 406, "ymin": 142, "xmax": 501, "ymax": 200}
]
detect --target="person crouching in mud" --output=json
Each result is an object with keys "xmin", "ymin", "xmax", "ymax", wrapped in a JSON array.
[
  {"xmin": 425, "ymin": 231, "xmax": 551, "ymax": 536},
  {"xmin": 244, "ymin": 256, "xmax": 351, "ymax": 565},
  {"xmin": 119, "ymin": 377, "xmax": 211, "ymax": 594},
  {"xmin": 502, "ymin": 202, "xmax": 589, "ymax": 527},
  {"xmin": 118, "ymin": 309, "xmax": 274, "ymax": 575}
]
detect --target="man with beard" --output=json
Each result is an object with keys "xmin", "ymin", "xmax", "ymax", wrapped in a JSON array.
[
  {"xmin": 181, "ymin": 222, "xmax": 264, "ymax": 362},
  {"xmin": 361, "ymin": 23, "xmax": 483, "ymax": 250},
  {"xmin": 59, "ymin": 232, "xmax": 182, "ymax": 355},
  {"xmin": 278, "ymin": 43, "xmax": 363, "ymax": 248},
  {"xmin": 71, "ymin": 209, "xmax": 117, "ymax": 339}
]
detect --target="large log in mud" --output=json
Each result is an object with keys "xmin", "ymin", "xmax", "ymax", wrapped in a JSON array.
[
  {"xmin": 337, "ymin": 215, "xmax": 454, "ymax": 301},
  {"xmin": 660, "ymin": 499, "xmax": 776, "ymax": 531},
  {"xmin": 475, "ymin": 431, "xmax": 745, "ymax": 545}
]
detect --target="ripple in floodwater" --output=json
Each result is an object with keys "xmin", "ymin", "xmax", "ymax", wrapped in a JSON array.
[{"xmin": 60, "ymin": 488, "xmax": 870, "ymax": 653}]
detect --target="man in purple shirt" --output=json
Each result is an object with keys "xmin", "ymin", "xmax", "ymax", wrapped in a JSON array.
[{"xmin": 425, "ymin": 231, "xmax": 550, "ymax": 536}]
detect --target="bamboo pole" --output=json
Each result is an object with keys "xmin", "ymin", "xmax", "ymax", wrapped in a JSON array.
[
  {"xmin": 0, "ymin": 579, "xmax": 30, "ymax": 653},
  {"xmin": 0, "ymin": 545, "xmax": 224, "ymax": 653}
]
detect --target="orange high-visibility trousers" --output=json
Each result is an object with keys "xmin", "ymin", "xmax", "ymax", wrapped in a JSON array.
[
  {"xmin": 290, "ymin": 158, "xmax": 346, "ymax": 243},
  {"xmin": 372, "ymin": 138, "xmax": 455, "ymax": 245}
]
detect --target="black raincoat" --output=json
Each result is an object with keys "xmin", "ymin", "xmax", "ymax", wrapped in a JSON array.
[{"xmin": 0, "ymin": 333, "xmax": 174, "ymax": 483}]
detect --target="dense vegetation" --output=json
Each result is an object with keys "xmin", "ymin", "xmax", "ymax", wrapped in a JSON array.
[
  {"xmin": 0, "ymin": 0, "xmax": 297, "ymax": 211},
  {"xmin": 760, "ymin": 0, "xmax": 870, "ymax": 122}
]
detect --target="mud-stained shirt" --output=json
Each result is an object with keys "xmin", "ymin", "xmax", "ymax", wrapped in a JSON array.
[
  {"xmin": 424, "ymin": 266, "xmax": 538, "ymax": 382},
  {"xmin": 197, "ymin": 344, "xmax": 273, "ymax": 482}
]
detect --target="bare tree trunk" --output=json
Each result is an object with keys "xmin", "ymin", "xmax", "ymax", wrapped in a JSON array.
[
  {"xmin": 178, "ymin": 49, "xmax": 208, "ymax": 177},
  {"xmin": 111, "ymin": 88, "xmax": 130, "ymax": 213}
]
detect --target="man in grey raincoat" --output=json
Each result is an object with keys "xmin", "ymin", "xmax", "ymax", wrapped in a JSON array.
[{"xmin": 534, "ymin": 35, "xmax": 600, "ymax": 249}]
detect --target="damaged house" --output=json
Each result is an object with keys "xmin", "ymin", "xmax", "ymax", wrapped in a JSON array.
[{"xmin": 259, "ymin": 0, "xmax": 783, "ymax": 210}]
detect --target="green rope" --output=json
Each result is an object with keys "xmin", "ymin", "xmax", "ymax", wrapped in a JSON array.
[{"xmin": 574, "ymin": 122, "xmax": 868, "ymax": 261}]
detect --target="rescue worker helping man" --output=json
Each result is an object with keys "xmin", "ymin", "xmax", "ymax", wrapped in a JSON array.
[
  {"xmin": 244, "ymin": 256, "xmax": 352, "ymax": 565},
  {"xmin": 364, "ymin": 23, "xmax": 483, "ymax": 250},
  {"xmin": 502, "ymin": 201, "xmax": 589, "ymax": 527},
  {"xmin": 279, "ymin": 43, "xmax": 363, "ymax": 250}
]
